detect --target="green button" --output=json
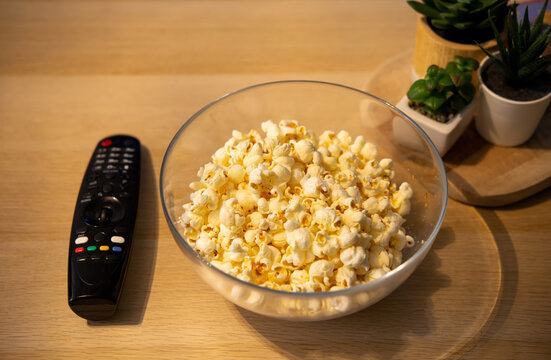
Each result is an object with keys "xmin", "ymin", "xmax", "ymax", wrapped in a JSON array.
[{"xmin": 87, "ymin": 246, "xmax": 97, "ymax": 251}]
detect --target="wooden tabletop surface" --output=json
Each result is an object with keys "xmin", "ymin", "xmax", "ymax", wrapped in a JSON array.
[{"xmin": 1, "ymin": 1, "xmax": 550, "ymax": 359}]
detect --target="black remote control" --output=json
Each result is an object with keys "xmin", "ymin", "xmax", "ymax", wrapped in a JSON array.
[{"xmin": 68, "ymin": 135, "xmax": 141, "ymax": 320}]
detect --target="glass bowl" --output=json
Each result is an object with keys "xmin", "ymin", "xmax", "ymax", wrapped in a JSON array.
[{"xmin": 160, "ymin": 80, "xmax": 447, "ymax": 321}]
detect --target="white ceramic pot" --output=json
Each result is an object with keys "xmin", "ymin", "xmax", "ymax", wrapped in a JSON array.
[
  {"xmin": 476, "ymin": 56, "xmax": 551, "ymax": 147},
  {"xmin": 395, "ymin": 95, "xmax": 476, "ymax": 156}
]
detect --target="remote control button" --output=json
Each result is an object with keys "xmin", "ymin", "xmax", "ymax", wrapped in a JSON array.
[
  {"xmin": 108, "ymin": 158, "xmax": 119, "ymax": 164},
  {"xmin": 94, "ymin": 159, "xmax": 105, "ymax": 165},
  {"xmin": 80, "ymin": 192, "xmax": 94, "ymax": 204},
  {"xmin": 87, "ymin": 180, "xmax": 98, "ymax": 189},
  {"xmin": 101, "ymin": 139, "xmax": 112, "ymax": 147},
  {"xmin": 90, "ymin": 254, "xmax": 102, "ymax": 261},
  {"xmin": 75, "ymin": 236, "xmax": 88, "ymax": 245},
  {"xmin": 87, "ymin": 245, "xmax": 97, "ymax": 251},
  {"xmin": 106, "ymin": 164, "xmax": 117, "ymax": 170},
  {"xmin": 111, "ymin": 147, "xmax": 122, "ymax": 152},
  {"xmin": 124, "ymin": 147, "xmax": 136, "ymax": 152},
  {"xmin": 100, "ymin": 245, "xmax": 109, "ymax": 251},
  {"xmin": 75, "ymin": 226, "xmax": 87, "ymax": 235},
  {"xmin": 120, "ymin": 191, "xmax": 130, "ymax": 198},
  {"xmin": 96, "ymin": 153, "xmax": 106, "ymax": 159},
  {"xmin": 106, "ymin": 254, "xmax": 119, "ymax": 262},
  {"xmin": 122, "ymin": 159, "xmax": 133, "ymax": 164},
  {"xmin": 93, "ymin": 165, "xmax": 103, "ymax": 172},
  {"xmin": 123, "ymin": 153, "xmax": 134, "ymax": 158},
  {"xmin": 122, "ymin": 165, "xmax": 131, "ymax": 171},
  {"xmin": 108, "ymin": 152, "xmax": 120, "ymax": 158},
  {"xmin": 76, "ymin": 255, "xmax": 87, "ymax": 262},
  {"xmin": 94, "ymin": 232, "xmax": 106, "ymax": 242},
  {"xmin": 113, "ymin": 226, "xmax": 126, "ymax": 235},
  {"xmin": 112, "ymin": 246, "xmax": 122, "ymax": 252},
  {"xmin": 97, "ymin": 147, "xmax": 107, "ymax": 153},
  {"xmin": 75, "ymin": 247, "xmax": 85, "ymax": 253},
  {"xmin": 111, "ymin": 236, "xmax": 125, "ymax": 244},
  {"xmin": 102, "ymin": 183, "xmax": 113, "ymax": 193}
]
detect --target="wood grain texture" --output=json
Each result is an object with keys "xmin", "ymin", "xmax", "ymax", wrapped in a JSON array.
[
  {"xmin": 365, "ymin": 50, "xmax": 551, "ymax": 207},
  {"xmin": 1, "ymin": 1, "xmax": 551, "ymax": 359},
  {"xmin": 0, "ymin": 0, "xmax": 416, "ymax": 75}
]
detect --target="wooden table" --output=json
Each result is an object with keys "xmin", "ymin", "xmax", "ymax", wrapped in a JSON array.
[{"xmin": 1, "ymin": 1, "xmax": 550, "ymax": 358}]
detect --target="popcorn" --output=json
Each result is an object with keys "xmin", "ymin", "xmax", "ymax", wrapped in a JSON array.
[
  {"xmin": 195, "ymin": 233, "xmax": 216, "ymax": 256},
  {"xmin": 338, "ymin": 230, "xmax": 359, "ymax": 248},
  {"xmin": 286, "ymin": 228, "xmax": 312, "ymax": 251},
  {"xmin": 228, "ymin": 238, "xmax": 248, "ymax": 262},
  {"xmin": 295, "ymin": 140, "xmax": 316, "ymax": 163},
  {"xmin": 336, "ymin": 266, "xmax": 357, "ymax": 287},
  {"xmin": 340, "ymin": 246, "xmax": 367, "ymax": 268},
  {"xmin": 227, "ymin": 165, "xmax": 245, "ymax": 184},
  {"xmin": 179, "ymin": 120, "xmax": 415, "ymax": 292},
  {"xmin": 302, "ymin": 176, "xmax": 328, "ymax": 198},
  {"xmin": 312, "ymin": 230, "xmax": 339, "ymax": 257},
  {"xmin": 309, "ymin": 260, "xmax": 334, "ymax": 281}
]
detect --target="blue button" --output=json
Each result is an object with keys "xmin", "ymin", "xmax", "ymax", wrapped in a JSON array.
[{"xmin": 112, "ymin": 246, "xmax": 122, "ymax": 252}]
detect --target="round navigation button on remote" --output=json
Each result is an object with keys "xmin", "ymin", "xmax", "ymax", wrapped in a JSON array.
[{"xmin": 83, "ymin": 197, "xmax": 125, "ymax": 226}]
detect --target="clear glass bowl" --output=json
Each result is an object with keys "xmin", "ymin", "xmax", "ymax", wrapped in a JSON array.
[{"xmin": 160, "ymin": 80, "xmax": 447, "ymax": 321}]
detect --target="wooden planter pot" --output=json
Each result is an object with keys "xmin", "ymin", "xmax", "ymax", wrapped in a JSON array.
[{"xmin": 412, "ymin": 16, "xmax": 497, "ymax": 82}]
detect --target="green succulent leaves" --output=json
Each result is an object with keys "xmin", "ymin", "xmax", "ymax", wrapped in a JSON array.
[
  {"xmin": 407, "ymin": 56, "xmax": 479, "ymax": 120},
  {"xmin": 478, "ymin": 0, "xmax": 551, "ymax": 86},
  {"xmin": 407, "ymin": 0, "xmax": 509, "ymax": 32}
]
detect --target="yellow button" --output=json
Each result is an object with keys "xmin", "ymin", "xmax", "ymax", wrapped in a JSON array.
[{"xmin": 100, "ymin": 245, "xmax": 109, "ymax": 251}]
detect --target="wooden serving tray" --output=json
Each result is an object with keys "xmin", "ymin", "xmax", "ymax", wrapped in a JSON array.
[{"xmin": 365, "ymin": 51, "xmax": 551, "ymax": 207}]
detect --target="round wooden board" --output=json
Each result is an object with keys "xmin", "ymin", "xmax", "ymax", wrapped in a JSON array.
[
  {"xmin": 364, "ymin": 50, "xmax": 551, "ymax": 207},
  {"xmin": 225, "ymin": 201, "xmax": 502, "ymax": 359}
]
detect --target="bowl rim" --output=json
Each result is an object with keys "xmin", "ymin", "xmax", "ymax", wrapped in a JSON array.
[{"xmin": 160, "ymin": 79, "xmax": 448, "ymax": 299}]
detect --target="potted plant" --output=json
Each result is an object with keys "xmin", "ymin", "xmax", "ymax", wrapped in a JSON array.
[
  {"xmin": 395, "ymin": 56, "xmax": 479, "ymax": 156},
  {"xmin": 407, "ymin": 0, "xmax": 508, "ymax": 79},
  {"xmin": 476, "ymin": 0, "xmax": 551, "ymax": 146}
]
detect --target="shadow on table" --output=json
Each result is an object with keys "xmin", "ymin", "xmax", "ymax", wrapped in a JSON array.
[
  {"xmin": 88, "ymin": 146, "xmax": 158, "ymax": 326},
  {"xmin": 459, "ymin": 189, "xmax": 551, "ymax": 356},
  {"xmin": 237, "ymin": 226, "xmax": 454, "ymax": 360}
]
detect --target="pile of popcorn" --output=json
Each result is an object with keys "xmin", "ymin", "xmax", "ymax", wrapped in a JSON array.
[{"xmin": 179, "ymin": 120, "xmax": 414, "ymax": 292}]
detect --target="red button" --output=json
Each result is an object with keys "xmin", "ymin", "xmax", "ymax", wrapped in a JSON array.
[
  {"xmin": 75, "ymin": 247, "xmax": 85, "ymax": 253},
  {"xmin": 101, "ymin": 139, "xmax": 112, "ymax": 147}
]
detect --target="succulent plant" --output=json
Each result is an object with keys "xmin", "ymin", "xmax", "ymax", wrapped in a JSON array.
[
  {"xmin": 478, "ymin": 0, "xmax": 551, "ymax": 87},
  {"xmin": 407, "ymin": 0, "xmax": 509, "ymax": 42},
  {"xmin": 407, "ymin": 56, "xmax": 479, "ymax": 122}
]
